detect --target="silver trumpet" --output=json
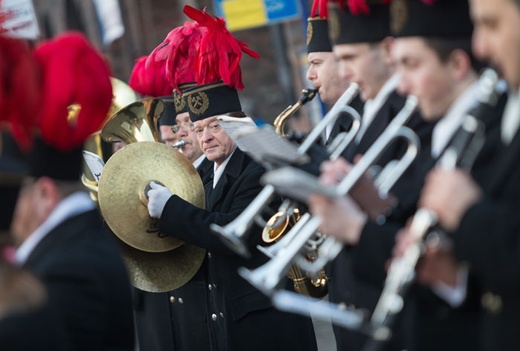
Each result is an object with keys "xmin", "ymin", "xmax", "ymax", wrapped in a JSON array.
[
  {"xmin": 368, "ymin": 68, "xmax": 501, "ymax": 337},
  {"xmin": 211, "ymin": 83, "xmax": 361, "ymax": 257},
  {"xmin": 239, "ymin": 95, "xmax": 420, "ymax": 293}
]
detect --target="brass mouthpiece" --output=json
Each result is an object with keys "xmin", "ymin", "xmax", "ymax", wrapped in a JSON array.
[{"xmin": 172, "ymin": 140, "xmax": 186, "ymax": 148}]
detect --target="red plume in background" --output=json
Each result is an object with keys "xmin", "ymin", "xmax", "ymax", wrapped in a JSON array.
[
  {"xmin": 0, "ymin": 36, "xmax": 41, "ymax": 150},
  {"xmin": 34, "ymin": 32, "xmax": 113, "ymax": 151},
  {"xmin": 129, "ymin": 55, "xmax": 173, "ymax": 97},
  {"xmin": 183, "ymin": 5, "xmax": 260, "ymax": 90},
  {"xmin": 311, "ymin": 0, "xmax": 329, "ymax": 18},
  {"xmin": 146, "ymin": 21, "xmax": 207, "ymax": 92}
]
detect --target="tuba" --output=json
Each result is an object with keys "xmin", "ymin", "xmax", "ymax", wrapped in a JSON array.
[{"xmin": 81, "ymin": 77, "xmax": 139, "ymax": 202}]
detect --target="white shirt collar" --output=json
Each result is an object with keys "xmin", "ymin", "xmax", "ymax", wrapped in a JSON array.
[
  {"xmin": 501, "ymin": 87, "xmax": 520, "ymax": 144},
  {"xmin": 355, "ymin": 74, "xmax": 399, "ymax": 143},
  {"xmin": 431, "ymin": 82, "xmax": 480, "ymax": 158},
  {"xmin": 213, "ymin": 147, "xmax": 237, "ymax": 188},
  {"xmin": 193, "ymin": 154, "xmax": 206, "ymax": 169},
  {"xmin": 15, "ymin": 192, "xmax": 95, "ymax": 265}
]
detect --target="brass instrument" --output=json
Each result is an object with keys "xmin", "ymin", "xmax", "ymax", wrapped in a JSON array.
[
  {"xmin": 81, "ymin": 77, "xmax": 139, "ymax": 202},
  {"xmin": 261, "ymin": 85, "xmax": 361, "ymax": 298},
  {"xmin": 212, "ymin": 84, "xmax": 360, "ymax": 256},
  {"xmin": 369, "ymin": 69, "xmax": 501, "ymax": 341},
  {"xmin": 91, "ymin": 94, "xmax": 207, "ymax": 292},
  {"xmin": 239, "ymin": 95, "xmax": 419, "ymax": 296},
  {"xmin": 273, "ymin": 87, "xmax": 318, "ymax": 136}
]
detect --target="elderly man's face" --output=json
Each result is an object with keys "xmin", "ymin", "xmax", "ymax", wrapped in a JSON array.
[{"xmin": 193, "ymin": 116, "xmax": 236, "ymax": 166}]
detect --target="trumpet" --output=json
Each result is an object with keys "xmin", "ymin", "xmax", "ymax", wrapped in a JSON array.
[
  {"xmin": 369, "ymin": 69, "xmax": 501, "ymax": 338},
  {"xmin": 211, "ymin": 83, "xmax": 361, "ymax": 258},
  {"xmin": 238, "ymin": 95, "xmax": 419, "ymax": 295}
]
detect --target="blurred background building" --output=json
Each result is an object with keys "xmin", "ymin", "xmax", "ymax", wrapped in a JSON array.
[{"xmin": 23, "ymin": 0, "xmax": 320, "ymax": 129}]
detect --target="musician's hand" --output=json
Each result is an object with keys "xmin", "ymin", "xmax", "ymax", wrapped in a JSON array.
[
  {"xmin": 147, "ymin": 182, "xmax": 172, "ymax": 219},
  {"xmin": 319, "ymin": 158, "xmax": 352, "ymax": 186},
  {"xmin": 309, "ymin": 194, "xmax": 367, "ymax": 245},
  {"xmin": 419, "ymin": 168, "xmax": 482, "ymax": 232},
  {"xmin": 417, "ymin": 241, "xmax": 459, "ymax": 288}
]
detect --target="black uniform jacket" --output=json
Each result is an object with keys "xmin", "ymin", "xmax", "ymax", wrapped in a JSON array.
[
  {"xmin": 326, "ymin": 90, "xmax": 433, "ymax": 351},
  {"xmin": 454, "ymin": 108, "xmax": 520, "ymax": 351},
  {"xmin": 351, "ymin": 93, "xmax": 507, "ymax": 351},
  {"xmin": 159, "ymin": 148, "xmax": 318, "ymax": 351},
  {"xmin": 23, "ymin": 209, "xmax": 135, "ymax": 351},
  {"xmin": 133, "ymin": 158, "xmax": 213, "ymax": 351}
]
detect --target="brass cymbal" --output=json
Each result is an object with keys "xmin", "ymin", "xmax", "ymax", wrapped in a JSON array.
[
  {"xmin": 120, "ymin": 240, "xmax": 205, "ymax": 293},
  {"xmin": 98, "ymin": 141, "xmax": 205, "ymax": 252}
]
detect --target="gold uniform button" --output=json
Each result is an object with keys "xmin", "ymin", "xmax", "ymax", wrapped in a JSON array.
[
  {"xmin": 211, "ymin": 313, "xmax": 217, "ymax": 321},
  {"xmin": 208, "ymin": 284, "xmax": 213, "ymax": 291},
  {"xmin": 481, "ymin": 292, "xmax": 503, "ymax": 314},
  {"xmin": 220, "ymin": 312, "xmax": 224, "ymax": 319},
  {"xmin": 208, "ymin": 252, "xmax": 212, "ymax": 258},
  {"xmin": 178, "ymin": 298, "xmax": 184, "ymax": 304},
  {"xmin": 169, "ymin": 296, "xmax": 175, "ymax": 303}
]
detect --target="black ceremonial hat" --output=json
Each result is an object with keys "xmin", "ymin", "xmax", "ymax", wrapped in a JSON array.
[
  {"xmin": 183, "ymin": 82, "xmax": 242, "ymax": 122},
  {"xmin": 158, "ymin": 96, "xmax": 177, "ymax": 127},
  {"xmin": 307, "ymin": 0, "xmax": 332, "ymax": 53},
  {"xmin": 328, "ymin": 1, "xmax": 391, "ymax": 45},
  {"xmin": 390, "ymin": 0, "xmax": 473, "ymax": 38},
  {"xmin": 0, "ymin": 132, "xmax": 28, "ymax": 232}
]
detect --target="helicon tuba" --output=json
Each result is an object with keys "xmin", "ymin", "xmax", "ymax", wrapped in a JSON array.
[{"xmin": 81, "ymin": 77, "xmax": 139, "ymax": 202}]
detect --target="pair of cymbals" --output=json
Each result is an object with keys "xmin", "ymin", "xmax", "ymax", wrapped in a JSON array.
[{"xmin": 98, "ymin": 141, "xmax": 206, "ymax": 292}]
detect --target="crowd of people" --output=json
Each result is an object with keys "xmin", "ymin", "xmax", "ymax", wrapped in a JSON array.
[{"xmin": 1, "ymin": 0, "xmax": 519, "ymax": 350}]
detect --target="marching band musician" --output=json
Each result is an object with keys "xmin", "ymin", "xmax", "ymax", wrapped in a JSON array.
[
  {"xmin": 412, "ymin": 0, "xmax": 520, "ymax": 349},
  {"xmin": 9, "ymin": 33, "xmax": 135, "ymax": 351},
  {"xmin": 130, "ymin": 20, "xmax": 211, "ymax": 351},
  {"xmin": 306, "ymin": 0, "xmax": 363, "ymax": 144},
  {"xmin": 0, "ymin": 132, "xmax": 67, "ymax": 350},
  {"xmin": 310, "ymin": 0, "xmax": 507, "ymax": 349},
  {"xmin": 308, "ymin": 1, "xmax": 435, "ymax": 349},
  {"xmin": 145, "ymin": 6, "xmax": 318, "ymax": 351}
]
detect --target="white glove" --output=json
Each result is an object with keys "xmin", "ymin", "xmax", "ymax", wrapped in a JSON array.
[{"xmin": 147, "ymin": 182, "xmax": 172, "ymax": 218}]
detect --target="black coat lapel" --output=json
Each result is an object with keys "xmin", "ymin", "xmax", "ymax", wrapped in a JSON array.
[
  {"xmin": 488, "ymin": 129, "xmax": 520, "ymax": 195},
  {"xmin": 208, "ymin": 149, "xmax": 249, "ymax": 210}
]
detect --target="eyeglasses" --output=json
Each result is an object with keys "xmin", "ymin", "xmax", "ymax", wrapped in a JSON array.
[
  {"xmin": 171, "ymin": 121, "xmax": 195, "ymax": 134},
  {"xmin": 193, "ymin": 121, "xmax": 222, "ymax": 138}
]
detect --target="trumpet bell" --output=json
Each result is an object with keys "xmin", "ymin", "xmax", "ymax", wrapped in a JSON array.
[
  {"xmin": 98, "ymin": 141, "xmax": 205, "ymax": 253},
  {"xmin": 262, "ymin": 208, "xmax": 301, "ymax": 243}
]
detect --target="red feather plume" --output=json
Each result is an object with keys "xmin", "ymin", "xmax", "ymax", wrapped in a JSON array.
[
  {"xmin": 146, "ymin": 21, "xmax": 207, "ymax": 92},
  {"xmin": 34, "ymin": 32, "xmax": 113, "ymax": 151},
  {"xmin": 183, "ymin": 5, "xmax": 260, "ymax": 90},
  {"xmin": 311, "ymin": 0, "xmax": 329, "ymax": 18},
  {"xmin": 0, "ymin": 36, "xmax": 41, "ymax": 150},
  {"xmin": 129, "ymin": 55, "xmax": 172, "ymax": 97}
]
